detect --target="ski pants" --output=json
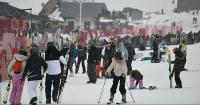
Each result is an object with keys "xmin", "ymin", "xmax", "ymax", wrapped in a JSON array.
[
  {"xmin": 129, "ymin": 77, "xmax": 143, "ymax": 89},
  {"xmin": 175, "ymin": 71, "xmax": 182, "ymax": 87},
  {"xmin": 28, "ymin": 80, "xmax": 40, "ymax": 99},
  {"xmin": 151, "ymin": 51, "xmax": 158, "ymax": 62},
  {"xmin": 87, "ymin": 63, "xmax": 97, "ymax": 83},
  {"xmin": 9, "ymin": 75, "xmax": 24, "ymax": 104},
  {"xmin": 45, "ymin": 74, "xmax": 61, "ymax": 103},
  {"xmin": 110, "ymin": 75, "xmax": 126, "ymax": 95},
  {"xmin": 126, "ymin": 58, "xmax": 133, "ymax": 74},
  {"xmin": 75, "ymin": 58, "xmax": 86, "ymax": 73}
]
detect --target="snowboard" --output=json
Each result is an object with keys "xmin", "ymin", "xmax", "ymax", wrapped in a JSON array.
[
  {"xmin": 133, "ymin": 53, "xmax": 143, "ymax": 60},
  {"xmin": 39, "ymin": 50, "xmax": 45, "ymax": 103},
  {"xmin": 3, "ymin": 79, "xmax": 12, "ymax": 104},
  {"xmin": 168, "ymin": 53, "xmax": 173, "ymax": 88}
]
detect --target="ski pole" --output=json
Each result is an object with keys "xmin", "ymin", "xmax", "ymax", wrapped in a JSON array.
[
  {"xmin": 125, "ymin": 80, "xmax": 135, "ymax": 103},
  {"xmin": 98, "ymin": 77, "xmax": 107, "ymax": 103}
]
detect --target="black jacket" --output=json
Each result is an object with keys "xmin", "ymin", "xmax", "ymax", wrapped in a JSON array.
[
  {"xmin": 130, "ymin": 70, "xmax": 143, "ymax": 80},
  {"xmin": 77, "ymin": 46, "xmax": 87, "ymax": 60},
  {"xmin": 172, "ymin": 48, "xmax": 185, "ymax": 72},
  {"xmin": 23, "ymin": 52, "xmax": 47, "ymax": 81},
  {"xmin": 87, "ymin": 46, "xmax": 98, "ymax": 64}
]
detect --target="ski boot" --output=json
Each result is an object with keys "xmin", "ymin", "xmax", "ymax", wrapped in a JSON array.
[
  {"xmin": 121, "ymin": 94, "xmax": 126, "ymax": 103},
  {"xmin": 108, "ymin": 93, "xmax": 114, "ymax": 103},
  {"xmin": 29, "ymin": 97, "xmax": 37, "ymax": 105}
]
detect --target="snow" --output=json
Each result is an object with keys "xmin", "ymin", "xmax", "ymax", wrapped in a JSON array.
[
  {"xmin": 1, "ymin": 43, "xmax": 200, "ymax": 104},
  {"xmin": 0, "ymin": 0, "xmax": 49, "ymax": 15}
]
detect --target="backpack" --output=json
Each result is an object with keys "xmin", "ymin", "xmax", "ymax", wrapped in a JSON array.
[{"xmin": 12, "ymin": 58, "xmax": 23, "ymax": 74}]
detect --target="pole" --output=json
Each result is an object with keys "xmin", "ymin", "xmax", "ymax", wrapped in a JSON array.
[{"xmin": 79, "ymin": 0, "xmax": 82, "ymax": 30}]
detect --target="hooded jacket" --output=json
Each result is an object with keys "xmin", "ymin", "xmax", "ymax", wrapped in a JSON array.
[
  {"xmin": 106, "ymin": 58, "xmax": 127, "ymax": 77},
  {"xmin": 7, "ymin": 54, "xmax": 27, "ymax": 76}
]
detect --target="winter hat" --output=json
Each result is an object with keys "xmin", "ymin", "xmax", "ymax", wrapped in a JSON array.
[
  {"xmin": 47, "ymin": 41, "xmax": 54, "ymax": 47},
  {"xmin": 19, "ymin": 47, "xmax": 28, "ymax": 56},
  {"xmin": 173, "ymin": 47, "xmax": 178, "ymax": 54},
  {"xmin": 114, "ymin": 52, "xmax": 123, "ymax": 60}
]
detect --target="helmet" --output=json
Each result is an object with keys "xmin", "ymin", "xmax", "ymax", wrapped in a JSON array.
[{"xmin": 114, "ymin": 52, "xmax": 123, "ymax": 60}]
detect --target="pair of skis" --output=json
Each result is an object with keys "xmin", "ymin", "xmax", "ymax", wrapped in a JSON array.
[
  {"xmin": 3, "ymin": 79, "xmax": 12, "ymax": 104},
  {"xmin": 38, "ymin": 50, "xmax": 45, "ymax": 104},
  {"xmin": 107, "ymin": 101, "xmax": 130, "ymax": 105},
  {"xmin": 57, "ymin": 53, "xmax": 69, "ymax": 103},
  {"xmin": 168, "ymin": 53, "xmax": 173, "ymax": 88}
]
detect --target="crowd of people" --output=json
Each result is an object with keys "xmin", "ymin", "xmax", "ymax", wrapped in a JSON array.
[{"xmin": 3, "ymin": 30, "xmax": 192, "ymax": 105}]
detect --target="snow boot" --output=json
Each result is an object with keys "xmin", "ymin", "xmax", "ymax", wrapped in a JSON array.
[{"xmin": 29, "ymin": 97, "xmax": 37, "ymax": 105}]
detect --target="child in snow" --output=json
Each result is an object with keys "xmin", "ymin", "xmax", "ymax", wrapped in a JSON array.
[
  {"xmin": 129, "ymin": 69, "xmax": 143, "ymax": 89},
  {"xmin": 7, "ymin": 48, "xmax": 28, "ymax": 105},
  {"xmin": 105, "ymin": 52, "xmax": 128, "ymax": 103},
  {"xmin": 169, "ymin": 47, "xmax": 186, "ymax": 88}
]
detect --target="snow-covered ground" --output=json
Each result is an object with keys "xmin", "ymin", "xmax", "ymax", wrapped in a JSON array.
[{"xmin": 1, "ymin": 43, "xmax": 200, "ymax": 104}]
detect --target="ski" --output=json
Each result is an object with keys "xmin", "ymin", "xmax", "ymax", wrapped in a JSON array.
[
  {"xmin": 168, "ymin": 53, "xmax": 173, "ymax": 88},
  {"xmin": 57, "ymin": 53, "xmax": 69, "ymax": 103},
  {"xmin": 129, "ymin": 86, "xmax": 158, "ymax": 90},
  {"xmin": 3, "ymin": 79, "xmax": 12, "ymax": 104},
  {"xmin": 38, "ymin": 50, "xmax": 45, "ymax": 103},
  {"xmin": 116, "ymin": 102, "xmax": 130, "ymax": 105}
]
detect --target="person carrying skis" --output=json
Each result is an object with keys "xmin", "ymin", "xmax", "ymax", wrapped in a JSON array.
[
  {"xmin": 129, "ymin": 69, "xmax": 143, "ymax": 89},
  {"xmin": 45, "ymin": 42, "xmax": 67, "ymax": 104},
  {"xmin": 22, "ymin": 47, "xmax": 47, "ymax": 105},
  {"xmin": 7, "ymin": 47, "xmax": 28, "ymax": 105},
  {"xmin": 105, "ymin": 52, "xmax": 128, "ymax": 103},
  {"xmin": 169, "ymin": 47, "xmax": 185, "ymax": 88}
]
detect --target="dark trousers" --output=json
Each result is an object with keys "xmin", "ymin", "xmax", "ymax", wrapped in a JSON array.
[
  {"xmin": 175, "ymin": 71, "xmax": 182, "ymax": 87},
  {"xmin": 66, "ymin": 57, "xmax": 75, "ymax": 77},
  {"xmin": 110, "ymin": 75, "xmax": 126, "ymax": 95},
  {"xmin": 87, "ymin": 63, "xmax": 97, "ymax": 83},
  {"xmin": 151, "ymin": 51, "xmax": 158, "ymax": 62},
  {"xmin": 45, "ymin": 74, "xmax": 61, "ymax": 103},
  {"xmin": 126, "ymin": 58, "xmax": 133, "ymax": 74},
  {"xmin": 75, "ymin": 58, "xmax": 86, "ymax": 73}
]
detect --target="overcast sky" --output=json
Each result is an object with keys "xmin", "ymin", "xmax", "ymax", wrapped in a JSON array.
[{"xmin": 95, "ymin": 0, "xmax": 177, "ymax": 13}]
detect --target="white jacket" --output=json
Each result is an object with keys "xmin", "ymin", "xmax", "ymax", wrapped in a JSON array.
[
  {"xmin": 46, "ymin": 56, "xmax": 67, "ymax": 75},
  {"xmin": 106, "ymin": 58, "xmax": 127, "ymax": 77}
]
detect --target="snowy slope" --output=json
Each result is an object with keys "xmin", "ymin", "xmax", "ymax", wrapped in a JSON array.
[{"xmin": 1, "ymin": 43, "xmax": 200, "ymax": 104}]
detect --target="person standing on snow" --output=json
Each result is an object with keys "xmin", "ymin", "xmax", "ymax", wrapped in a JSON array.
[
  {"xmin": 75, "ymin": 44, "xmax": 86, "ymax": 74},
  {"xmin": 105, "ymin": 52, "xmax": 128, "ymax": 103},
  {"xmin": 87, "ymin": 45, "xmax": 98, "ymax": 84},
  {"xmin": 169, "ymin": 47, "xmax": 186, "ymax": 88},
  {"xmin": 45, "ymin": 42, "xmax": 67, "ymax": 104},
  {"xmin": 7, "ymin": 48, "xmax": 28, "ymax": 105},
  {"xmin": 22, "ymin": 47, "xmax": 47, "ymax": 105}
]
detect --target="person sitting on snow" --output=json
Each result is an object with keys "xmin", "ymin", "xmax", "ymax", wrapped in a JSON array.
[{"xmin": 129, "ymin": 69, "xmax": 143, "ymax": 89}]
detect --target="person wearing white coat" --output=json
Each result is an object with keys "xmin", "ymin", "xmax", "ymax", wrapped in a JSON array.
[{"xmin": 45, "ymin": 42, "xmax": 67, "ymax": 104}]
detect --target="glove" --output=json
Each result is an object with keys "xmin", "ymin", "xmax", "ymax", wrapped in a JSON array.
[
  {"xmin": 169, "ymin": 73, "xmax": 173, "ymax": 79},
  {"xmin": 121, "ymin": 74, "xmax": 126, "ymax": 78},
  {"xmin": 105, "ymin": 71, "xmax": 109, "ymax": 76},
  {"xmin": 8, "ymin": 74, "xmax": 12, "ymax": 79}
]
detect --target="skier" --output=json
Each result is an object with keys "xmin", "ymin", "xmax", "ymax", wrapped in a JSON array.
[
  {"xmin": 129, "ymin": 69, "xmax": 143, "ymax": 89},
  {"xmin": 22, "ymin": 47, "xmax": 47, "ymax": 105},
  {"xmin": 66, "ymin": 43, "xmax": 77, "ymax": 77},
  {"xmin": 7, "ymin": 48, "xmax": 28, "ymax": 105},
  {"xmin": 105, "ymin": 52, "xmax": 128, "ymax": 103},
  {"xmin": 45, "ymin": 42, "xmax": 67, "ymax": 104},
  {"xmin": 169, "ymin": 47, "xmax": 186, "ymax": 88},
  {"xmin": 75, "ymin": 44, "xmax": 86, "ymax": 74}
]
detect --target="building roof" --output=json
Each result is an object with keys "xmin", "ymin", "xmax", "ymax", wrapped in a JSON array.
[
  {"xmin": 0, "ymin": 0, "xmax": 49, "ymax": 15},
  {"xmin": 60, "ymin": 2, "xmax": 107, "ymax": 19},
  {"xmin": 176, "ymin": 0, "xmax": 200, "ymax": 12}
]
